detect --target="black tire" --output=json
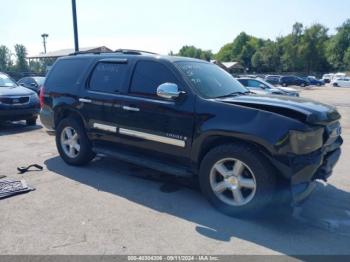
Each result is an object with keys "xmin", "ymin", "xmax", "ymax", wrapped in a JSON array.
[
  {"xmin": 300, "ymin": 83, "xmax": 306, "ymax": 87},
  {"xmin": 56, "ymin": 117, "xmax": 95, "ymax": 166},
  {"xmin": 199, "ymin": 143, "xmax": 276, "ymax": 217},
  {"xmin": 333, "ymin": 83, "xmax": 338, "ymax": 87},
  {"xmin": 26, "ymin": 117, "xmax": 37, "ymax": 126}
]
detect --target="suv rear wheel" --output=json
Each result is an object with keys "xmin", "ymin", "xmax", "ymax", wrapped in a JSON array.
[
  {"xmin": 56, "ymin": 117, "xmax": 95, "ymax": 166},
  {"xmin": 199, "ymin": 143, "xmax": 276, "ymax": 217}
]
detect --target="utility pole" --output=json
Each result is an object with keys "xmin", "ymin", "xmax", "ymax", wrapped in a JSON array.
[
  {"xmin": 41, "ymin": 33, "xmax": 49, "ymax": 54},
  {"xmin": 71, "ymin": 0, "xmax": 79, "ymax": 52}
]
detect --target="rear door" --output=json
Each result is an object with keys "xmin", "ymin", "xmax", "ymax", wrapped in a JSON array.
[{"xmin": 79, "ymin": 59, "xmax": 130, "ymax": 139}]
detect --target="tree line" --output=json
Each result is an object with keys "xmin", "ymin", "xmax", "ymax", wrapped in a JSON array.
[
  {"xmin": 176, "ymin": 19, "xmax": 350, "ymax": 74},
  {"xmin": 0, "ymin": 44, "xmax": 48, "ymax": 79}
]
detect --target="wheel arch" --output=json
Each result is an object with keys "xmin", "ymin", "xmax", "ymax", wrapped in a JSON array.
[
  {"xmin": 195, "ymin": 134, "xmax": 274, "ymax": 167},
  {"xmin": 53, "ymin": 105, "xmax": 87, "ymax": 129}
]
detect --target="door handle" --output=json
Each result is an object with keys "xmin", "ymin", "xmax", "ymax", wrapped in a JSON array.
[
  {"xmin": 122, "ymin": 106, "xmax": 140, "ymax": 112},
  {"xmin": 79, "ymin": 98, "xmax": 92, "ymax": 103}
]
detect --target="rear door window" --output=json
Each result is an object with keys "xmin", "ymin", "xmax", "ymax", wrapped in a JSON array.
[
  {"xmin": 247, "ymin": 80, "xmax": 261, "ymax": 88},
  {"xmin": 129, "ymin": 61, "xmax": 177, "ymax": 98},
  {"xmin": 89, "ymin": 62, "xmax": 128, "ymax": 93}
]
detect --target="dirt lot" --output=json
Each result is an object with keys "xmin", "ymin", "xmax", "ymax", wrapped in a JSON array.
[{"xmin": 0, "ymin": 86, "xmax": 350, "ymax": 255}]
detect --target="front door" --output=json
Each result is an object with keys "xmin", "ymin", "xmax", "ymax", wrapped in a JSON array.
[{"xmin": 114, "ymin": 60, "xmax": 195, "ymax": 161}]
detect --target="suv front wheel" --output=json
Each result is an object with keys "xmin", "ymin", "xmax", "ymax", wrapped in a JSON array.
[
  {"xmin": 199, "ymin": 143, "xmax": 276, "ymax": 217},
  {"xmin": 56, "ymin": 117, "xmax": 95, "ymax": 166}
]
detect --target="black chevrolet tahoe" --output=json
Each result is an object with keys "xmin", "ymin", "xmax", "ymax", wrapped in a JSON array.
[{"xmin": 40, "ymin": 50, "xmax": 343, "ymax": 217}]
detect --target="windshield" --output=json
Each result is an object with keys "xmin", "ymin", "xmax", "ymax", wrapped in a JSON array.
[
  {"xmin": 0, "ymin": 73, "xmax": 17, "ymax": 88},
  {"xmin": 176, "ymin": 61, "xmax": 248, "ymax": 98}
]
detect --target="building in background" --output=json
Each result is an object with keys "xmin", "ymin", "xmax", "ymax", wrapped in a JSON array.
[
  {"xmin": 211, "ymin": 60, "xmax": 245, "ymax": 74},
  {"xmin": 27, "ymin": 46, "xmax": 112, "ymax": 72}
]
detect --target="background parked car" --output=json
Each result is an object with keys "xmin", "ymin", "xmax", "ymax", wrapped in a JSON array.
[
  {"xmin": 17, "ymin": 76, "xmax": 45, "ymax": 94},
  {"xmin": 0, "ymin": 72, "xmax": 40, "ymax": 125},
  {"xmin": 279, "ymin": 75, "xmax": 309, "ymax": 87},
  {"xmin": 322, "ymin": 74, "xmax": 333, "ymax": 83},
  {"xmin": 264, "ymin": 75, "xmax": 281, "ymax": 85},
  {"xmin": 302, "ymin": 77, "xmax": 325, "ymax": 86},
  {"xmin": 332, "ymin": 77, "xmax": 350, "ymax": 87},
  {"xmin": 237, "ymin": 78, "xmax": 299, "ymax": 97}
]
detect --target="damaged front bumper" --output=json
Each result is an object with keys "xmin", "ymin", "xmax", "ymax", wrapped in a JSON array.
[{"xmin": 269, "ymin": 136, "xmax": 343, "ymax": 205}]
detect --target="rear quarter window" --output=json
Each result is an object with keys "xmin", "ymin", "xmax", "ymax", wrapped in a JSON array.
[{"xmin": 45, "ymin": 58, "xmax": 91, "ymax": 92}]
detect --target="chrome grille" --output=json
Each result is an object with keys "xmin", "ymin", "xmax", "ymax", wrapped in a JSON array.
[{"xmin": 0, "ymin": 96, "xmax": 30, "ymax": 105}]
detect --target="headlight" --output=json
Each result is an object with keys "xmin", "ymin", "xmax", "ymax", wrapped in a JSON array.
[{"xmin": 289, "ymin": 128, "xmax": 324, "ymax": 154}]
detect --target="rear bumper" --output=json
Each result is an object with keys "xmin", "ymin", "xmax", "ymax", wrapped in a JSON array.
[
  {"xmin": 39, "ymin": 107, "xmax": 55, "ymax": 130},
  {"xmin": 0, "ymin": 108, "xmax": 39, "ymax": 121}
]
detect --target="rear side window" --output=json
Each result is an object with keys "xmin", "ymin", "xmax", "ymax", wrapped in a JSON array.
[
  {"xmin": 130, "ymin": 61, "xmax": 177, "ymax": 97},
  {"xmin": 89, "ymin": 62, "xmax": 128, "ymax": 93},
  {"xmin": 247, "ymin": 80, "xmax": 261, "ymax": 88},
  {"xmin": 45, "ymin": 58, "xmax": 90, "ymax": 91}
]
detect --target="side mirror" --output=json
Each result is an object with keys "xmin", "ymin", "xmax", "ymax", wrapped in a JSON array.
[
  {"xmin": 259, "ymin": 84, "xmax": 266, "ymax": 89},
  {"xmin": 19, "ymin": 83, "xmax": 25, "ymax": 87},
  {"xmin": 157, "ymin": 83, "xmax": 185, "ymax": 99},
  {"xmin": 30, "ymin": 83, "xmax": 38, "ymax": 87}
]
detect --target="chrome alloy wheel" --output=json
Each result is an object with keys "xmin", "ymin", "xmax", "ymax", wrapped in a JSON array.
[
  {"xmin": 209, "ymin": 158, "xmax": 257, "ymax": 206},
  {"xmin": 60, "ymin": 126, "xmax": 81, "ymax": 158}
]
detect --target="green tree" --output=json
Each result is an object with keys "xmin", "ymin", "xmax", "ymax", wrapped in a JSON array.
[
  {"xmin": 326, "ymin": 19, "xmax": 350, "ymax": 70},
  {"xmin": 299, "ymin": 24, "xmax": 330, "ymax": 73},
  {"xmin": 344, "ymin": 47, "xmax": 350, "ymax": 70},
  {"xmin": 0, "ymin": 45, "xmax": 12, "ymax": 71},
  {"xmin": 177, "ymin": 45, "xmax": 213, "ymax": 61},
  {"xmin": 280, "ymin": 23, "xmax": 304, "ymax": 72},
  {"xmin": 216, "ymin": 32, "xmax": 265, "ymax": 70},
  {"xmin": 14, "ymin": 44, "xmax": 28, "ymax": 72}
]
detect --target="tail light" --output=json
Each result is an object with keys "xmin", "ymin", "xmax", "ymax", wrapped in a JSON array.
[{"xmin": 39, "ymin": 86, "xmax": 45, "ymax": 108}]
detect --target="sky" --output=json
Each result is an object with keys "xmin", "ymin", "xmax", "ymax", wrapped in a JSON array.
[{"xmin": 1, "ymin": 0, "xmax": 350, "ymax": 56}]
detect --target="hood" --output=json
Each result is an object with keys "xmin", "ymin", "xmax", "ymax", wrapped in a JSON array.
[
  {"xmin": 277, "ymin": 86, "xmax": 298, "ymax": 93},
  {"xmin": 217, "ymin": 95, "xmax": 340, "ymax": 125},
  {"xmin": 0, "ymin": 86, "xmax": 35, "ymax": 96},
  {"xmin": 251, "ymin": 89, "xmax": 270, "ymax": 95}
]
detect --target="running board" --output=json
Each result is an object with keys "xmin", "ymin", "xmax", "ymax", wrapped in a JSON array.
[{"xmin": 92, "ymin": 146, "xmax": 193, "ymax": 177}]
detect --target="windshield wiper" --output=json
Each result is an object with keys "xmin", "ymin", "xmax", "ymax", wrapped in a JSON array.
[{"xmin": 215, "ymin": 91, "xmax": 251, "ymax": 98}]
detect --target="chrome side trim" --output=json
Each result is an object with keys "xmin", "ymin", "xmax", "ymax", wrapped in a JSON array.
[
  {"xmin": 79, "ymin": 98, "xmax": 92, "ymax": 103},
  {"xmin": 122, "ymin": 106, "xmax": 140, "ymax": 112},
  {"xmin": 119, "ymin": 128, "xmax": 185, "ymax": 148},
  {"xmin": 93, "ymin": 123, "xmax": 117, "ymax": 133}
]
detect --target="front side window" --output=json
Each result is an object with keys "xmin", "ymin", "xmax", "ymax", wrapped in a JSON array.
[
  {"xmin": 130, "ymin": 61, "xmax": 177, "ymax": 97},
  {"xmin": 177, "ymin": 62, "xmax": 247, "ymax": 98},
  {"xmin": 89, "ymin": 62, "xmax": 128, "ymax": 93}
]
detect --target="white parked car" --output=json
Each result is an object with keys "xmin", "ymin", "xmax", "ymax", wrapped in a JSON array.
[
  {"xmin": 332, "ymin": 77, "xmax": 350, "ymax": 88},
  {"xmin": 322, "ymin": 74, "xmax": 334, "ymax": 83}
]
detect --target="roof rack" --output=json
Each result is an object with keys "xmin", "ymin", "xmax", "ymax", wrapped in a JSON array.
[
  {"xmin": 114, "ymin": 49, "xmax": 159, "ymax": 55},
  {"xmin": 69, "ymin": 50, "xmax": 112, "ymax": 56},
  {"xmin": 68, "ymin": 49, "xmax": 159, "ymax": 56}
]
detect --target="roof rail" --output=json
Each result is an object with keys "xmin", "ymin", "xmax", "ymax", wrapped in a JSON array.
[
  {"xmin": 68, "ymin": 50, "xmax": 112, "ymax": 56},
  {"xmin": 115, "ymin": 49, "xmax": 159, "ymax": 55}
]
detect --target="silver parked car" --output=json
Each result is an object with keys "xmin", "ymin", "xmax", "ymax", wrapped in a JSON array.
[{"xmin": 237, "ymin": 77, "xmax": 300, "ymax": 97}]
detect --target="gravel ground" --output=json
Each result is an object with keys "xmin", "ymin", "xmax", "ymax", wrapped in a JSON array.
[{"xmin": 0, "ymin": 86, "xmax": 349, "ymax": 256}]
